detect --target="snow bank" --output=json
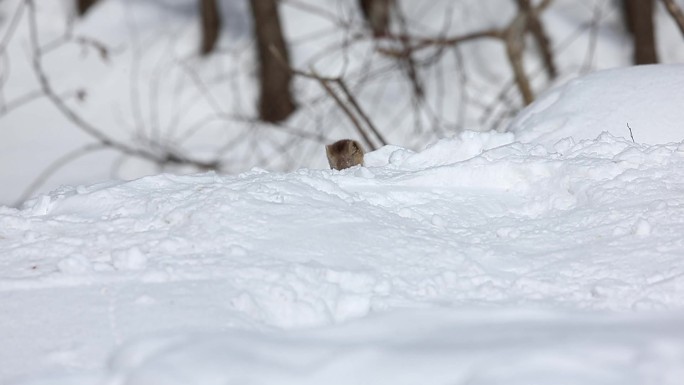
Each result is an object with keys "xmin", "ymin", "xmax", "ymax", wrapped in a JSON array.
[
  {"xmin": 100, "ymin": 310, "xmax": 684, "ymax": 385},
  {"xmin": 509, "ymin": 65, "xmax": 684, "ymax": 148},
  {"xmin": 4, "ymin": 130, "xmax": 684, "ymax": 384}
]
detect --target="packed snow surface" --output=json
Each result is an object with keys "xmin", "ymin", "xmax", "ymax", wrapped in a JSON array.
[
  {"xmin": 509, "ymin": 64, "xmax": 684, "ymax": 147},
  {"xmin": 4, "ymin": 126, "xmax": 684, "ymax": 383}
]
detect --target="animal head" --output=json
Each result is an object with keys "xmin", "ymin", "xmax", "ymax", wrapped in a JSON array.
[{"xmin": 325, "ymin": 139, "xmax": 364, "ymax": 170}]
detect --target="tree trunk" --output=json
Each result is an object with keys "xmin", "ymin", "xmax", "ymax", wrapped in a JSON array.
[
  {"xmin": 199, "ymin": 0, "xmax": 222, "ymax": 56},
  {"xmin": 248, "ymin": 0, "xmax": 296, "ymax": 123},
  {"xmin": 76, "ymin": 0, "xmax": 99, "ymax": 16},
  {"xmin": 359, "ymin": 0, "xmax": 392, "ymax": 37},
  {"xmin": 623, "ymin": 0, "xmax": 659, "ymax": 64}
]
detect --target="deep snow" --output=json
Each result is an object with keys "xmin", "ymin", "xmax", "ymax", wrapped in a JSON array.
[
  {"xmin": 509, "ymin": 65, "xmax": 684, "ymax": 147},
  {"xmin": 5, "ymin": 83, "xmax": 684, "ymax": 382},
  {"xmin": 3, "ymin": 6, "xmax": 684, "ymax": 381}
]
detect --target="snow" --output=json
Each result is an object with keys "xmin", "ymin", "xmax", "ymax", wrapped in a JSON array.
[
  {"xmin": 3, "ymin": 0, "xmax": 684, "ymax": 381},
  {"xmin": 78, "ymin": 311, "xmax": 684, "ymax": 385},
  {"xmin": 508, "ymin": 65, "xmax": 684, "ymax": 148},
  {"xmin": 5, "ymin": 64, "xmax": 684, "ymax": 383},
  {"xmin": 4, "ymin": 0, "xmax": 684, "ymax": 206}
]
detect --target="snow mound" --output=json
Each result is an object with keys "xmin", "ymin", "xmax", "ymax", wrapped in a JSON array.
[
  {"xmin": 509, "ymin": 65, "xmax": 684, "ymax": 148},
  {"xmin": 4, "ymin": 132, "xmax": 684, "ymax": 384}
]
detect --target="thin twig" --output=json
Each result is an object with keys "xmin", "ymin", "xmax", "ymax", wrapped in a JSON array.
[
  {"xmin": 393, "ymin": 1, "xmax": 425, "ymax": 100},
  {"xmin": 0, "ymin": 0, "xmax": 25, "ymax": 54},
  {"xmin": 309, "ymin": 67, "xmax": 376, "ymax": 150},
  {"xmin": 580, "ymin": 2, "xmax": 604, "ymax": 74},
  {"xmin": 25, "ymin": 0, "xmax": 219, "ymax": 170},
  {"xmin": 380, "ymin": 0, "xmax": 553, "ymax": 108},
  {"xmin": 516, "ymin": 0, "xmax": 557, "ymax": 79},
  {"xmin": 14, "ymin": 143, "xmax": 106, "ymax": 207},
  {"xmin": 504, "ymin": 12, "xmax": 535, "ymax": 105},
  {"xmin": 269, "ymin": 45, "xmax": 381, "ymax": 149},
  {"xmin": 384, "ymin": 29, "xmax": 503, "ymax": 53},
  {"xmin": 661, "ymin": 0, "xmax": 684, "ymax": 38},
  {"xmin": 0, "ymin": 90, "xmax": 43, "ymax": 117},
  {"xmin": 336, "ymin": 80, "xmax": 387, "ymax": 146}
]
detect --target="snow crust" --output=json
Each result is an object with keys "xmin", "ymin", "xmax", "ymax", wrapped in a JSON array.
[
  {"xmin": 4, "ymin": 122, "xmax": 684, "ymax": 383},
  {"xmin": 508, "ymin": 65, "xmax": 684, "ymax": 147}
]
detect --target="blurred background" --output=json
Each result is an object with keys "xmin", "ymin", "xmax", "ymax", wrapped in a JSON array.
[{"xmin": 1, "ymin": 0, "xmax": 684, "ymax": 206}]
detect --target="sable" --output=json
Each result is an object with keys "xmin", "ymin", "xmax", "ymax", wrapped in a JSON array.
[{"xmin": 325, "ymin": 139, "xmax": 364, "ymax": 170}]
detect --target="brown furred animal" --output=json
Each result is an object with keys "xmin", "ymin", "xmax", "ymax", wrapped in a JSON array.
[{"xmin": 325, "ymin": 139, "xmax": 364, "ymax": 170}]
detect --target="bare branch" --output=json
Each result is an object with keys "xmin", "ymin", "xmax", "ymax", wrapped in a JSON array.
[
  {"xmin": 13, "ymin": 143, "xmax": 106, "ymax": 207},
  {"xmin": 0, "ymin": 90, "xmax": 43, "ymax": 117},
  {"xmin": 336, "ymin": 80, "xmax": 387, "ymax": 146},
  {"xmin": 661, "ymin": 0, "xmax": 684, "ymax": 38},
  {"xmin": 580, "ymin": 2, "xmax": 604, "ymax": 74},
  {"xmin": 378, "ymin": 0, "xmax": 553, "ymax": 107},
  {"xmin": 516, "ymin": 0, "xmax": 557, "ymax": 79},
  {"xmin": 309, "ymin": 67, "xmax": 377, "ymax": 151},
  {"xmin": 380, "ymin": 29, "xmax": 503, "ymax": 54},
  {"xmin": 24, "ymin": 0, "xmax": 220, "ymax": 170},
  {"xmin": 393, "ymin": 1, "xmax": 425, "ymax": 100},
  {"xmin": 268, "ymin": 45, "xmax": 382, "ymax": 150},
  {"xmin": 504, "ymin": 12, "xmax": 535, "ymax": 105},
  {"xmin": 0, "ymin": 0, "xmax": 25, "ymax": 54}
]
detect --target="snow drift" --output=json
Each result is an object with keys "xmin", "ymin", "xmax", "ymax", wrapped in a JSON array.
[
  {"xmin": 508, "ymin": 64, "xmax": 684, "ymax": 147},
  {"xmin": 4, "ymin": 66, "xmax": 684, "ymax": 384}
]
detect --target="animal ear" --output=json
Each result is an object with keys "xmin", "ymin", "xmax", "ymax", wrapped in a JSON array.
[
  {"xmin": 344, "ymin": 141, "xmax": 353, "ymax": 152},
  {"xmin": 351, "ymin": 141, "xmax": 362, "ymax": 154}
]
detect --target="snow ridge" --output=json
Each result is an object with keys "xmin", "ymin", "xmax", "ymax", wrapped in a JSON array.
[{"xmin": 3, "ymin": 132, "xmax": 684, "ymax": 383}]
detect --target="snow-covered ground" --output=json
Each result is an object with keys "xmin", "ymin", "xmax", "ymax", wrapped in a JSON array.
[
  {"xmin": 4, "ymin": 0, "xmax": 684, "ymax": 380},
  {"xmin": 510, "ymin": 65, "xmax": 684, "ymax": 147},
  {"xmin": 3, "ymin": 64, "xmax": 684, "ymax": 384}
]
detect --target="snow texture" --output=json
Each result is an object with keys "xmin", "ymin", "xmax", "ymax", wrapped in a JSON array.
[
  {"xmin": 509, "ymin": 65, "xmax": 684, "ymax": 148},
  {"xmin": 3, "ymin": 57, "xmax": 684, "ymax": 385}
]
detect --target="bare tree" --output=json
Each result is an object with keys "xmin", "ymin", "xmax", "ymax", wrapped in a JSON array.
[
  {"xmin": 199, "ymin": 0, "xmax": 222, "ymax": 55},
  {"xmin": 9, "ymin": 0, "xmax": 684, "ymax": 206},
  {"xmin": 623, "ymin": 0, "xmax": 659, "ymax": 64},
  {"xmin": 76, "ymin": 0, "xmax": 99, "ymax": 16},
  {"xmin": 248, "ymin": 0, "xmax": 296, "ymax": 123},
  {"xmin": 359, "ymin": 0, "xmax": 393, "ymax": 37}
]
